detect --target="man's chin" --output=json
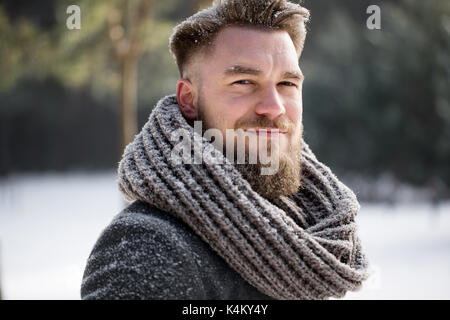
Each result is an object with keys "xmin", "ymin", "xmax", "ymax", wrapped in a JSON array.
[{"xmin": 235, "ymin": 154, "xmax": 302, "ymax": 200}]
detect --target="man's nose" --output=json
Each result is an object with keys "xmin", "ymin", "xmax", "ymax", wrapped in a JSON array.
[{"xmin": 254, "ymin": 86, "xmax": 286, "ymax": 121}]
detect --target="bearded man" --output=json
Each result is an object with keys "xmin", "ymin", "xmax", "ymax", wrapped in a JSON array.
[{"xmin": 81, "ymin": 0, "xmax": 370, "ymax": 300}]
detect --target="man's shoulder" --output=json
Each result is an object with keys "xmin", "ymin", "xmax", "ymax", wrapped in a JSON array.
[
  {"xmin": 81, "ymin": 200, "xmax": 272, "ymax": 300},
  {"xmin": 110, "ymin": 200, "xmax": 193, "ymax": 239},
  {"xmin": 81, "ymin": 200, "xmax": 207, "ymax": 299},
  {"xmin": 105, "ymin": 200, "xmax": 210, "ymax": 258}
]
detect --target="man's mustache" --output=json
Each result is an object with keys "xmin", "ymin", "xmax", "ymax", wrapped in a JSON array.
[{"xmin": 234, "ymin": 115, "xmax": 295, "ymax": 134}]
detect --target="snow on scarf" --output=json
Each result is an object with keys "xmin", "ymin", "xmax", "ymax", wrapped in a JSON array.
[{"xmin": 117, "ymin": 94, "xmax": 370, "ymax": 299}]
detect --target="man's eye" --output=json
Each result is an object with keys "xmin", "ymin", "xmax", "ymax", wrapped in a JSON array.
[
  {"xmin": 233, "ymin": 80, "xmax": 252, "ymax": 85},
  {"xmin": 279, "ymin": 81, "xmax": 296, "ymax": 87}
]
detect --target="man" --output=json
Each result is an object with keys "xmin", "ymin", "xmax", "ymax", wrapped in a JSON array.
[{"xmin": 81, "ymin": 0, "xmax": 369, "ymax": 300}]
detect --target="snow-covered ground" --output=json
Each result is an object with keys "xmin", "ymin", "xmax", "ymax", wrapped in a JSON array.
[{"xmin": 0, "ymin": 172, "xmax": 449, "ymax": 300}]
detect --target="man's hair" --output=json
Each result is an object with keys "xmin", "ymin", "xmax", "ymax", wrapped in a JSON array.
[{"xmin": 169, "ymin": 0, "xmax": 310, "ymax": 77}]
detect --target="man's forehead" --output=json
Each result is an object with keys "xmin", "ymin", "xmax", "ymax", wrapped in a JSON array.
[
  {"xmin": 188, "ymin": 26, "xmax": 301, "ymax": 82},
  {"xmin": 212, "ymin": 25, "xmax": 296, "ymax": 53},
  {"xmin": 211, "ymin": 28, "xmax": 298, "ymax": 61},
  {"xmin": 216, "ymin": 24, "xmax": 290, "ymax": 41}
]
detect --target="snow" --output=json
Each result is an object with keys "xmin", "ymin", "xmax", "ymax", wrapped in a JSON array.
[
  {"xmin": 342, "ymin": 202, "xmax": 450, "ymax": 300},
  {"xmin": 0, "ymin": 172, "xmax": 449, "ymax": 300},
  {"xmin": 0, "ymin": 172, "xmax": 124, "ymax": 300}
]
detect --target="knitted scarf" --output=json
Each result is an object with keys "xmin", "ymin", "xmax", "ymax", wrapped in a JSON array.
[{"xmin": 117, "ymin": 94, "xmax": 370, "ymax": 300}]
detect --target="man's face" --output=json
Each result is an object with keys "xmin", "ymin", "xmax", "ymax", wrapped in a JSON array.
[
  {"xmin": 188, "ymin": 26, "xmax": 304, "ymax": 198},
  {"xmin": 195, "ymin": 26, "xmax": 304, "ymax": 155}
]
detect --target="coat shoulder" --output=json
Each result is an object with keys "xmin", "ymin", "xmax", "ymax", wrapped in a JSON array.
[{"xmin": 81, "ymin": 200, "xmax": 272, "ymax": 300}]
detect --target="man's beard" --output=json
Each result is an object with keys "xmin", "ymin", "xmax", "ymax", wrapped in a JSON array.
[{"xmin": 196, "ymin": 96, "xmax": 303, "ymax": 200}]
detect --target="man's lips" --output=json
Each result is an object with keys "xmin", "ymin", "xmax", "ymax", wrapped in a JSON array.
[{"xmin": 244, "ymin": 128, "xmax": 288, "ymax": 137}]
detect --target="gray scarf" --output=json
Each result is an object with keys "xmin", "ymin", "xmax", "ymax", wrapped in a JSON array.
[{"xmin": 117, "ymin": 94, "xmax": 370, "ymax": 300}]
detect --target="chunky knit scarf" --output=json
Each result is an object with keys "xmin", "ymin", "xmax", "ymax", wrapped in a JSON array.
[{"xmin": 117, "ymin": 94, "xmax": 370, "ymax": 300}]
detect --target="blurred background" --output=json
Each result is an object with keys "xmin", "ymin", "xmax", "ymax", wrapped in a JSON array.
[{"xmin": 0, "ymin": 0, "xmax": 449, "ymax": 299}]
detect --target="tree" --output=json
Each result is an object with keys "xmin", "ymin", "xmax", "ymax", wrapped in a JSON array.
[
  {"xmin": 107, "ymin": 0, "xmax": 153, "ymax": 153},
  {"xmin": 48, "ymin": 0, "xmax": 177, "ymax": 157}
]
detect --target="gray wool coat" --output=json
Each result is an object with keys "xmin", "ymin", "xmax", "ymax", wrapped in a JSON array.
[{"xmin": 80, "ymin": 200, "xmax": 273, "ymax": 300}]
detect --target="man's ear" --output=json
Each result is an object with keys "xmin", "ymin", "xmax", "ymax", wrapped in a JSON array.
[{"xmin": 176, "ymin": 78, "xmax": 198, "ymax": 120}]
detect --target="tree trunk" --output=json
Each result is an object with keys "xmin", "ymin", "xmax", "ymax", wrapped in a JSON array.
[
  {"xmin": 119, "ymin": 54, "xmax": 138, "ymax": 157},
  {"xmin": 108, "ymin": 0, "xmax": 152, "ymax": 159}
]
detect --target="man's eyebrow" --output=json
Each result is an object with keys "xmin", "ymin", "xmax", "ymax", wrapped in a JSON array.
[
  {"xmin": 283, "ymin": 71, "xmax": 304, "ymax": 80},
  {"xmin": 224, "ymin": 65, "xmax": 304, "ymax": 81},
  {"xmin": 224, "ymin": 65, "xmax": 261, "ymax": 76}
]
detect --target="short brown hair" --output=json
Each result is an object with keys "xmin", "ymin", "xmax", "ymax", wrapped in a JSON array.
[{"xmin": 169, "ymin": 0, "xmax": 310, "ymax": 77}]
